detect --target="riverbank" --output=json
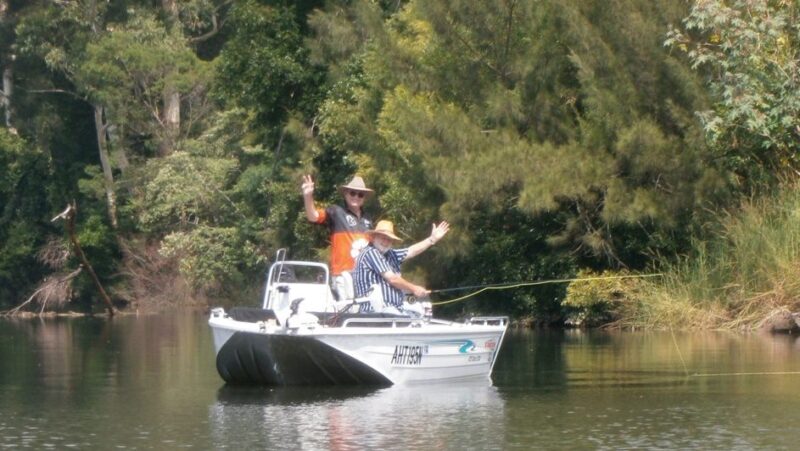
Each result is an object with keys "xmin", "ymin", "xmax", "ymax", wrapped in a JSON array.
[{"xmin": 563, "ymin": 182, "xmax": 800, "ymax": 331}]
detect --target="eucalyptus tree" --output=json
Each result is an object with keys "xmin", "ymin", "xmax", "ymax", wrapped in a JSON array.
[
  {"xmin": 74, "ymin": 11, "xmax": 214, "ymax": 160},
  {"xmin": 0, "ymin": 0, "xmax": 19, "ymax": 128},
  {"xmin": 161, "ymin": 0, "xmax": 182, "ymax": 156},
  {"xmin": 158, "ymin": 0, "xmax": 231, "ymax": 155},
  {"xmin": 105, "ymin": 0, "xmax": 324, "ymax": 296},
  {"xmin": 7, "ymin": 1, "xmax": 224, "ymax": 305},
  {"xmin": 16, "ymin": 0, "xmax": 129, "ymax": 229},
  {"xmin": 16, "ymin": 1, "xmax": 216, "ymax": 228},
  {"xmin": 0, "ymin": 1, "xmax": 108, "ymax": 307}
]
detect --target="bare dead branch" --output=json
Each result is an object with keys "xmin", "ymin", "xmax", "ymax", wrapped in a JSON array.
[
  {"xmin": 2, "ymin": 267, "xmax": 82, "ymax": 316},
  {"xmin": 52, "ymin": 202, "xmax": 117, "ymax": 316}
]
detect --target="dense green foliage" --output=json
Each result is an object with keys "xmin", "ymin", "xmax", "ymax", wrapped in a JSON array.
[
  {"xmin": 1, "ymin": 0, "xmax": 798, "ymax": 326},
  {"xmin": 667, "ymin": 0, "xmax": 800, "ymax": 182},
  {"xmin": 0, "ymin": 129, "xmax": 52, "ymax": 302}
]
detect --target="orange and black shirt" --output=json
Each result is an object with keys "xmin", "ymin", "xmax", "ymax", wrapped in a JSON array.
[{"xmin": 313, "ymin": 204, "xmax": 373, "ymax": 275}]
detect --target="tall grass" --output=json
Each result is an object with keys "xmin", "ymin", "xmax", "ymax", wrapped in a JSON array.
[{"xmin": 621, "ymin": 183, "xmax": 800, "ymax": 330}]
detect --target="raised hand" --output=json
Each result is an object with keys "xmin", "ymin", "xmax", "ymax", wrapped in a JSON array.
[
  {"xmin": 301, "ymin": 174, "xmax": 315, "ymax": 196},
  {"xmin": 429, "ymin": 221, "xmax": 450, "ymax": 244}
]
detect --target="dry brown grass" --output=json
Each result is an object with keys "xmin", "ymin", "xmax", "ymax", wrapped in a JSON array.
[
  {"xmin": 114, "ymin": 239, "xmax": 208, "ymax": 312},
  {"xmin": 2, "ymin": 267, "xmax": 82, "ymax": 316},
  {"xmin": 618, "ymin": 182, "xmax": 800, "ymax": 330}
]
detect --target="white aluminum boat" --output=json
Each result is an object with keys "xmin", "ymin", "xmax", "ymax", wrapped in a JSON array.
[{"xmin": 209, "ymin": 253, "xmax": 508, "ymax": 385}]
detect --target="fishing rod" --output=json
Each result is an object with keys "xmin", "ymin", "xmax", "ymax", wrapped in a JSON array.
[
  {"xmin": 429, "ymin": 273, "xmax": 663, "ymax": 306},
  {"xmin": 430, "ymin": 281, "xmax": 536, "ymax": 294},
  {"xmin": 431, "ymin": 273, "xmax": 663, "ymax": 294}
]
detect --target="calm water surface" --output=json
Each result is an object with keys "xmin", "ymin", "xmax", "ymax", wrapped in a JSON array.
[{"xmin": 1, "ymin": 311, "xmax": 799, "ymax": 450}]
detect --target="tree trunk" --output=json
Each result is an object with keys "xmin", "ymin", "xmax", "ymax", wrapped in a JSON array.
[
  {"xmin": 93, "ymin": 104, "xmax": 118, "ymax": 229},
  {"xmin": 160, "ymin": 88, "xmax": 180, "ymax": 156},
  {"xmin": 2, "ymin": 65, "xmax": 12, "ymax": 127},
  {"xmin": 162, "ymin": 0, "xmax": 178, "ymax": 17},
  {"xmin": 159, "ymin": 0, "xmax": 180, "ymax": 156},
  {"xmin": 0, "ymin": 0, "xmax": 13, "ymax": 129}
]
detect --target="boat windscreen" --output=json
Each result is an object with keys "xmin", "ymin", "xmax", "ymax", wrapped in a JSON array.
[{"xmin": 274, "ymin": 265, "xmax": 327, "ymax": 285}]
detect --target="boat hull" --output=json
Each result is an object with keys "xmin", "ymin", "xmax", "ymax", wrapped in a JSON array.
[
  {"xmin": 215, "ymin": 331, "xmax": 392, "ymax": 385},
  {"xmin": 210, "ymin": 315, "xmax": 507, "ymax": 386}
]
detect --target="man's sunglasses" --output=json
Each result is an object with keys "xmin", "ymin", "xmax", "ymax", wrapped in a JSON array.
[{"xmin": 347, "ymin": 190, "xmax": 366, "ymax": 198}]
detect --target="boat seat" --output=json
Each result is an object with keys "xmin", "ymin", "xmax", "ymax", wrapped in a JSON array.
[{"xmin": 332, "ymin": 271, "xmax": 355, "ymax": 301}]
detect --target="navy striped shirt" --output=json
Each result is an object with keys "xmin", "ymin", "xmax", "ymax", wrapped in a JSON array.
[{"xmin": 353, "ymin": 245, "xmax": 409, "ymax": 311}]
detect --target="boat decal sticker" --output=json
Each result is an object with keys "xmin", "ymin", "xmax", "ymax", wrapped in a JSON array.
[
  {"xmin": 459, "ymin": 340, "xmax": 476, "ymax": 353},
  {"xmin": 425, "ymin": 339, "xmax": 478, "ymax": 353}
]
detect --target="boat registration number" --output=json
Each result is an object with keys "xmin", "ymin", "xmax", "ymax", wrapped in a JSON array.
[{"xmin": 391, "ymin": 345, "xmax": 427, "ymax": 365}]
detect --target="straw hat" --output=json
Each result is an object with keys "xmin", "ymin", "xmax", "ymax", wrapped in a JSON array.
[
  {"xmin": 367, "ymin": 220, "xmax": 402, "ymax": 242},
  {"xmin": 338, "ymin": 176, "xmax": 374, "ymax": 197}
]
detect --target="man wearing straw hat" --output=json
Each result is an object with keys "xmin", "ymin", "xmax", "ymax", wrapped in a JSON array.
[
  {"xmin": 353, "ymin": 219, "xmax": 450, "ymax": 315},
  {"xmin": 302, "ymin": 174, "xmax": 375, "ymax": 297}
]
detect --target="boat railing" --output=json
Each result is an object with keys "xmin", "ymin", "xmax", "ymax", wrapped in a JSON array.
[
  {"xmin": 337, "ymin": 316, "xmax": 508, "ymax": 328},
  {"xmin": 466, "ymin": 316, "xmax": 509, "ymax": 326},
  {"xmin": 426, "ymin": 318, "xmax": 456, "ymax": 326}
]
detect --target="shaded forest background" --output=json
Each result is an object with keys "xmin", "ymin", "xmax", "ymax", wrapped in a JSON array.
[{"xmin": 1, "ymin": 0, "xmax": 799, "ymax": 327}]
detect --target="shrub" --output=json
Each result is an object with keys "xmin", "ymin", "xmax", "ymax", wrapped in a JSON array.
[{"xmin": 562, "ymin": 269, "xmax": 642, "ymax": 327}]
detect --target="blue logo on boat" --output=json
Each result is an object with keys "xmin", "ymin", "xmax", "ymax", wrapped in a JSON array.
[
  {"xmin": 425, "ymin": 339, "xmax": 477, "ymax": 353},
  {"xmin": 459, "ymin": 340, "xmax": 475, "ymax": 353}
]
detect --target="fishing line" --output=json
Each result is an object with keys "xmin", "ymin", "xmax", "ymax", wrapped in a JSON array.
[
  {"xmin": 428, "ymin": 275, "xmax": 800, "ymax": 381},
  {"xmin": 667, "ymin": 327, "xmax": 800, "ymax": 379},
  {"xmin": 691, "ymin": 371, "xmax": 800, "ymax": 377},
  {"xmin": 670, "ymin": 327, "xmax": 690, "ymax": 377},
  {"xmin": 430, "ymin": 273, "xmax": 663, "ymax": 306}
]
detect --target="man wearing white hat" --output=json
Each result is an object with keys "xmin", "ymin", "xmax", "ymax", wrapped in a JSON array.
[
  {"xmin": 302, "ymin": 174, "xmax": 375, "ymax": 297},
  {"xmin": 353, "ymin": 219, "xmax": 450, "ymax": 315}
]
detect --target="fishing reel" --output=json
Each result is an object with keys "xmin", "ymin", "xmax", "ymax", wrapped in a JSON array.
[{"xmin": 405, "ymin": 294, "xmax": 433, "ymax": 319}]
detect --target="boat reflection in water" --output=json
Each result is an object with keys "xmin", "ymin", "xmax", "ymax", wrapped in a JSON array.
[{"xmin": 209, "ymin": 381, "xmax": 505, "ymax": 450}]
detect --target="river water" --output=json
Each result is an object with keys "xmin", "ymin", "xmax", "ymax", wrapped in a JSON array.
[{"xmin": 1, "ymin": 311, "xmax": 799, "ymax": 450}]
